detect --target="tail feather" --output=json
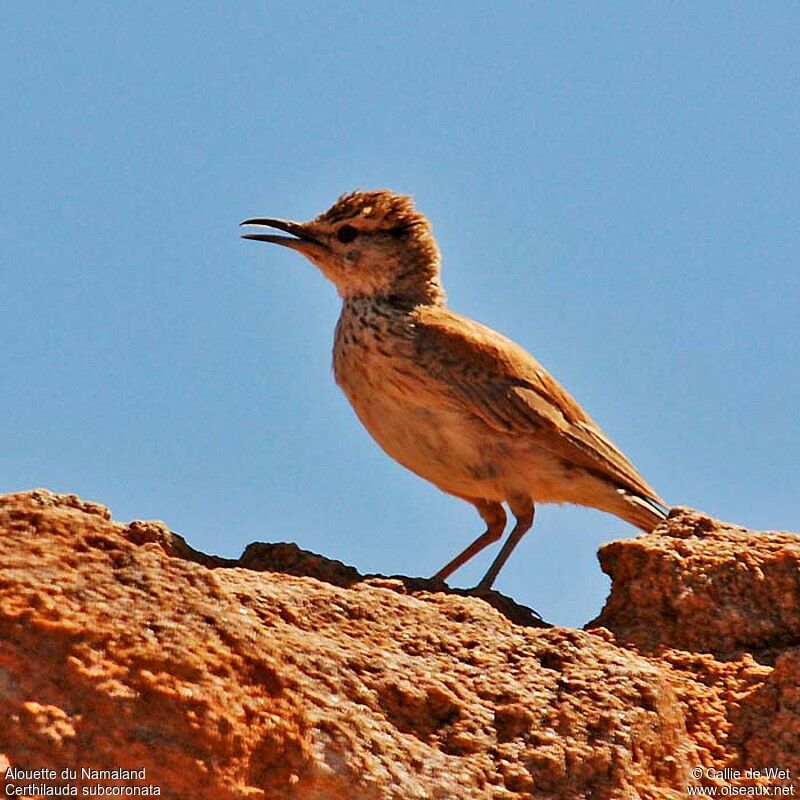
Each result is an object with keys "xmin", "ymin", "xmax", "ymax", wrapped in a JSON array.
[{"xmin": 616, "ymin": 490, "xmax": 668, "ymax": 532}]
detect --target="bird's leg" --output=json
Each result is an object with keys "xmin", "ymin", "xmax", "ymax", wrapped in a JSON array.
[
  {"xmin": 475, "ymin": 497, "xmax": 535, "ymax": 592},
  {"xmin": 431, "ymin": 499, "xmax": 506, "ymax": 583}
]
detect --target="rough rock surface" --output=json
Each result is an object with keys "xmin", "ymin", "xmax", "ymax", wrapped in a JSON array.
[{"xmin": 0, "ymin": 490, "xmax": 797, "ymax": 799}]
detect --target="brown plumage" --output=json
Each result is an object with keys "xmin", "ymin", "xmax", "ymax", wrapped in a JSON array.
[{"xmin": 242, "ymin": 190, "xmax": 667, "ymax": 591}]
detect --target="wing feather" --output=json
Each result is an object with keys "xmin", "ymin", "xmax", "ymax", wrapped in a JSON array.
[{"xmin": 411, "ymin": 306, "xmax": 664, "ymax": 505}]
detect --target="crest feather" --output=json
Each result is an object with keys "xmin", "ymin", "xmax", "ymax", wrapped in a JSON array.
[{"xmin": 317, "ymin": 189, "xmax": 425, "ymax": 228}]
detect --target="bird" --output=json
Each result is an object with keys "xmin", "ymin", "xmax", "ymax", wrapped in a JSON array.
[{"xmin": 241, "ymin": 190, "xmax": 667, "ymax": 592}]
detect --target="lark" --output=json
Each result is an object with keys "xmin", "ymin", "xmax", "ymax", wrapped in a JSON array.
[{"xmin": 242, "ymin": 190, "xmax": 667, "ymax": 591}]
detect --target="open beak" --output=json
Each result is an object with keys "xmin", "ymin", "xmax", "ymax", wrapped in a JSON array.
[{"xmin": 240, "ymin": 217, "xmax": 327, "ymax": 257}]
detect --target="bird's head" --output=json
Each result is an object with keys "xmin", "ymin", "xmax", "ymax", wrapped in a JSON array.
[{"xmin": 242, "ymin": 190, "xmax": 444, "ymax": 305}]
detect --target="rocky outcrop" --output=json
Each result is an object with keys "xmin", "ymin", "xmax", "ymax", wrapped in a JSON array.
[
  {"xmin": 0, "ymin": 490, "xmax": 797, "ymax": 799},
  {"xmin": 592, "ymin": 507, "xmax": 800, "ymax": 790},
  {"xmin": 593, "ymin": 507, "xmax": 800, "ymax": 656}
]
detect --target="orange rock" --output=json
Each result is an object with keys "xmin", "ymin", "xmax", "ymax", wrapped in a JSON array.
[
  {"xmin": 0, "ymin": 490, "xmax": 796, "ymax": 798},
  {"xmin": 592, "ymin": 506, "xmax": 800, "ymax": 655}
]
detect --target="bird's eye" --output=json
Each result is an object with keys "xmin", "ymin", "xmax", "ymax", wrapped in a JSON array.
[{"xmin": 336, "ymin": 225, "xmax": 359, "ymax": 244}]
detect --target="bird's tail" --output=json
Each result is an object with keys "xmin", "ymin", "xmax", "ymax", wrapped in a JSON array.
[{"xmin": 614, "ymin": 490, "xmax": 668, "ymax": 532}]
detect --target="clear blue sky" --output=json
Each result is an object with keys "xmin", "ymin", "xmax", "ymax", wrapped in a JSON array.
[{"xmin": 2, "ymin": 3, "xmax": 798, "ymax": 627}]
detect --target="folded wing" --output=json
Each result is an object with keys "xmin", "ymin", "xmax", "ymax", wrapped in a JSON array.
[{"xmin": 410, "ymin": 306, "xmax": 665, "ymax": 506}]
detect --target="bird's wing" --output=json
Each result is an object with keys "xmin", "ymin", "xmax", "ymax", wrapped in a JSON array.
[{"xmin": 410, "ymin": 306, "xmax": 664, "ymax": 504}]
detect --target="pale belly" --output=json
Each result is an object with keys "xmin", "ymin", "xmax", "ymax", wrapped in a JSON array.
[
  {"xmin": 353, "ymin": 391, "xmax": 500, "ymax": 493},
  {"xmin": 339, "ymin": 378, "xmax": 576, "ymax": 504}
]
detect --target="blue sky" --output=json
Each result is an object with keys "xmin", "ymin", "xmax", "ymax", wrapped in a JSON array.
[{"xmin": 2, "ymin": 3, "xmax": 798, "ymax": 627}]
